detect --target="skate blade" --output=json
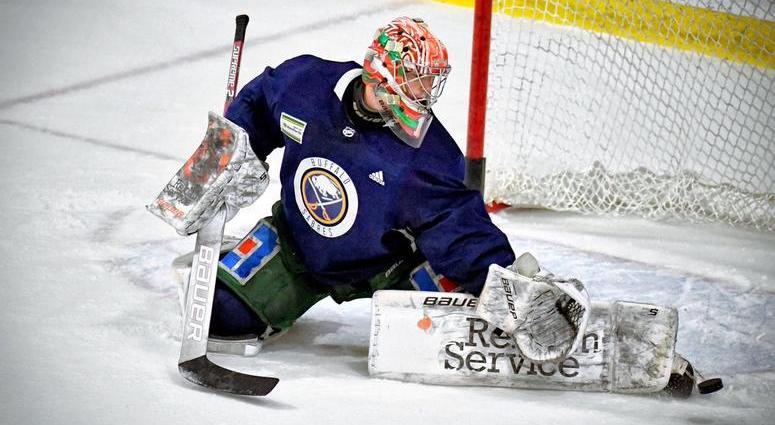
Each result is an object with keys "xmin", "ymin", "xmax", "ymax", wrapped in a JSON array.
[{"xmin": 207, "ymin": 335, "xmax": 262, "ymax": 357}]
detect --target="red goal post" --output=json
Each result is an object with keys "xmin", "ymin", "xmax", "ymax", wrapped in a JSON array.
[{"xmin": 464, "ymin": 0, "xmax": 492, "ymax": 195}]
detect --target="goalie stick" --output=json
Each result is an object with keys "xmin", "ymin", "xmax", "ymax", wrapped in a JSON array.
[{"xmin": 176, "ymin": 14, "xmax": 278, "ymax": 396}]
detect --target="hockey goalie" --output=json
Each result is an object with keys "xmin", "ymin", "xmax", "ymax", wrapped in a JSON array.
[{"xmin": 150, "ymin": 16, "xmax": 719, "ymax": 398}]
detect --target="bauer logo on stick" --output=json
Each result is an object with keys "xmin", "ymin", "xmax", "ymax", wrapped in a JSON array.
[{"xmin": 187, "ymin": 245, "xmax": 215, "ymax": 342}]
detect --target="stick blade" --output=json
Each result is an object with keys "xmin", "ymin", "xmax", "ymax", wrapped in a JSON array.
[{"xmin": 179, "ymin": 356, "xmax": 279, "ymax": 396}]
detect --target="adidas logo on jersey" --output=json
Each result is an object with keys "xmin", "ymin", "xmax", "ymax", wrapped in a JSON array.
[{"xmin": 369, "ymin": 171, "xmax": 385, "ymax": 186}]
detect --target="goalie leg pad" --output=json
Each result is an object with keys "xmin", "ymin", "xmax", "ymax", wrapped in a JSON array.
[{"xmin": 369, "ymin": 290, "xmax": 677, "ymax": 394}]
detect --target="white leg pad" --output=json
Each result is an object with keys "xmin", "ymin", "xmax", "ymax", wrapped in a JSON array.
[{"xmin": 368, "ymin": 290, "xmax": 678, "ymax": 393}]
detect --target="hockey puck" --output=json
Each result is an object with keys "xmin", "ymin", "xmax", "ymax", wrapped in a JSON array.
[{"xmin": 698, "ymin": 378, "xmax": 724, "ymax": 394}]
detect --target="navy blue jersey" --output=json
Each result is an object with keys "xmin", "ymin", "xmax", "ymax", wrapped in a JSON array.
[{"xmin": 225, "ymin": 55, "xmax": 514, "ymax": 295}]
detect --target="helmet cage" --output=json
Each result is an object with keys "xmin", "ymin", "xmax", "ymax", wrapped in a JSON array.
[
  {"xmin": 362, "ymin": 17, "xmax": 451, "ymax": 148},
  {"xmin": 395, "ymin": 59, "xmax": 450, "ymax": 112}
]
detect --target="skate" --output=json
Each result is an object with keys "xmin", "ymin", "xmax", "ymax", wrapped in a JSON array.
[{"xmin": 663, "ymin": 353, "xmax": 724, "ymax": 399}]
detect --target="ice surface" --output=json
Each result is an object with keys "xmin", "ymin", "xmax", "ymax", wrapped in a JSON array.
[{"xmin": 0, "ymin": 1, "xmax": 772, "ymax": 424}]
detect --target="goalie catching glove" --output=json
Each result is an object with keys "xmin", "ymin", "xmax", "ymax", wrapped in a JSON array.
[
  {"xmin": 476, "ymin": 252, "xmax": 590, "ymax": 363},
  {"xmin": 147, "ymin": 112, "xmax": 269, "ymax": 235}
]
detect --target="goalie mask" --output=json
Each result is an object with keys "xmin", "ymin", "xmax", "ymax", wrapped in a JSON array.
[{"xmin": 363, "ymin": 17, "xmax": 451, "ymax": 148}]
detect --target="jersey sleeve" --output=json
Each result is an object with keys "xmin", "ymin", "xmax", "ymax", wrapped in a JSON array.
[
  {"xmin": 225, "ymin": 65, "xmax": 284, "ymax": 161},
  {"xmin": 397, "ymin": 143, "xmax": 516, "ymax": 296}
]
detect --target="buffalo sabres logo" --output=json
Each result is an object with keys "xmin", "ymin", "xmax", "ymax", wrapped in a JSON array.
[
  {"xmin": 303, "ymin": 171, "xmax": 346, "ymax": 224},
  {"xmin": 294, "ymin": 157, "xmax": 358, "ymax": 238}
]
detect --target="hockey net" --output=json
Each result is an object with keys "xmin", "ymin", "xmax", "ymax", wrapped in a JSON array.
[{"xmin": 477, "ymin": 0, "xmax": 774, "ymax": 230}]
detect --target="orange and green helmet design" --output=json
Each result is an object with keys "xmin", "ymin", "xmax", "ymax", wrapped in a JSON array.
[{"xmin": 363, "ymin": 17, "xmax": 451, "ymax": 147}]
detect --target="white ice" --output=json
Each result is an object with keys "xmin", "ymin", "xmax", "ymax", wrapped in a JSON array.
[{"xmin": 0, "ymin": 1, "xmax": 773, "ymax": 424}]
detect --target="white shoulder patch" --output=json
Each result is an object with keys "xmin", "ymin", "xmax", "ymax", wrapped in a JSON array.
[{"xmin": 334, "ymin": 68, "xmax": 363, "ymax": 101}]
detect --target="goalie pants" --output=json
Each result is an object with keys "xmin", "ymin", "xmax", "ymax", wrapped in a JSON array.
[{"xmin": 213, "ymin": 202, "xmax": 458, "ymax": 334}]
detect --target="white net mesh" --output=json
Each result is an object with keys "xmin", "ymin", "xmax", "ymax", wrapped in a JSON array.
[{"xmin": 484, "ymin": 0, "xmax": 775, "ymax": 230}]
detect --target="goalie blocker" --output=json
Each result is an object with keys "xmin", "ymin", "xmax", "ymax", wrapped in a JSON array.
[
  {"xmin": 147, "ymin": 112, "xmax": 269, "ymax": 236},
  {"xmin": 369, "ymin": 290, "xmax": 679, "ymax": 394}
]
